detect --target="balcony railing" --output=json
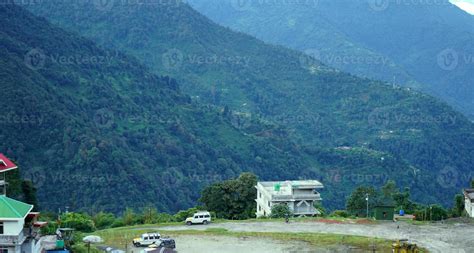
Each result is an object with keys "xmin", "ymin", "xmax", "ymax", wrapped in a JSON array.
[
  {"xmin": 294, "ymin": 207, "xmax": 319, "ymax": 215},
  {"xmin": 0, "ymin": 230, "xmax": 25, "ymax": 246},
  {"xmin": 272, "ymin": 193, "xmax": 321, "ymax": 201}
]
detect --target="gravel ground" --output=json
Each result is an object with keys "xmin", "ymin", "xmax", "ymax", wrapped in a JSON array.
[
  {"xmin": 128, "ymin": 235, "xmax": 323, "ymax": 253},
  {"xmin": 157, "ymin": 221, "xmax": 474, "ymax": 253},
  {"xmin": 156, "ymin": 235, "xmax": 315, "ymax": 253}
]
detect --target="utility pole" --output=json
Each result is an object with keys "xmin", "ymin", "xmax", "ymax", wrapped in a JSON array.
[
  {"xmin": 430, "ymin": 205, "xmax": 433, "ymax": 221},
  {"xmin": 365, "ymin": 193, "xmax": 369, "ymax": 218}
]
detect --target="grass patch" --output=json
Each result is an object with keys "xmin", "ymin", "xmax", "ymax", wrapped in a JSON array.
[{"xmin": 94, "ymin": 225, "xmax": 393, "ymax": 252}]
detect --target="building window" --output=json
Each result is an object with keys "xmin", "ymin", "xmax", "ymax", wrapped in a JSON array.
[
  {"xmin": 0, "ymin": 249, "xmax": 7, "ymax": 253},
  {"xmin": 0, "ymin": 222, "xmax": 3, "ymax": 235},
  {"xmin": 268, "ymin": 201, "xmax": 270, "ymax": 207}
]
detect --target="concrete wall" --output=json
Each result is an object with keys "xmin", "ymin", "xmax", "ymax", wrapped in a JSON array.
[
  {"xmin": 1, "ymin": 220, "xmax": 23, "ymax": 236},
  {"xmin": 256, "ymin": 186, "xmax": 272, "ymax": 217},
  {"xmin": 465, "ymin": 198, "xmax": 474, "ymax": 217}
]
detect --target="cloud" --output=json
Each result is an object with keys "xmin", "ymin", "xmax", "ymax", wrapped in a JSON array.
[{"xmin": 451, "ymin": 0, "xmax": 474, "ymax": 14}]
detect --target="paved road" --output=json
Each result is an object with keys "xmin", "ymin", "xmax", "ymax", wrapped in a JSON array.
[{"xmin": 159, "ymin": 221, "xmax": 474, "ymax": 253}]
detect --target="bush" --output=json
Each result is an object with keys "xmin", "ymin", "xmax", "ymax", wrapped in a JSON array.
[
  {"xmin": 60, "ymin": 213, "xmax": 95, "ymax": 232},
  {"xmin": 314, "ymin": 202, "xmax": 326, "ymax": 216},
  {"xmin": 270, "ymin": 204, "xmax": 292, "ymax": 218},
  {"xmin": 40, "ymin": 222, "xmax": 58, "ymax": 235},
  {"xmin": 414, "ymin": 205, "xmax": 448, "ymax": 221},
  {"xmin": 155, "ymin": 213, "xmax": 174, "ymax": 223},
  {"xmin": 330, "ymin": 210, "xmax": 349, "ymax": 218},
  {"xmin": 173, "ymin": 207, "xmax": 199, "ymax": 222},
  {"xmin": 111, "ymin": 218, "xmax": 125, "ymax": 228},
  {"xmin": 93, "ymin": 212, "xmax": 116, "ymax": 229}
]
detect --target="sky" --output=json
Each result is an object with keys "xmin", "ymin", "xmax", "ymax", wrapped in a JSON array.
[{"xmin": 451, "ymin": 0, "xmax": 474, "ymax": 14}]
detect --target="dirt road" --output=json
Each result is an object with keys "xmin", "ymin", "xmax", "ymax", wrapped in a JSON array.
[{"xmin": 159, "ymin": 221, "xmax": 474, "ymax": 253}]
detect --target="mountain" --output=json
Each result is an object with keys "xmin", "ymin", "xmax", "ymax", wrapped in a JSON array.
[
  {"xmin": 0, "ymin": 3, "xmax": 329, "ymax": 213},
  {"xmin": 23, "ymin": 0, "xmax": 474, "ymax": 208},
  {"xmin": 188, "ymin": 0, "xmax": 474, "ymax": 118}
]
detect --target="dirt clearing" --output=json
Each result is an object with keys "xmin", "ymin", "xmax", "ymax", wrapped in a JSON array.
[{"xmin": 158, "ymin": 220, "xmax": 474, "ymax": 252}]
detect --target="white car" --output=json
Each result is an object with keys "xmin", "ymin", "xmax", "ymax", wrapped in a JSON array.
[
  {"xmin": 132, "ymin": 232, "xmax": 161, "ymax": 247},
  {"xmin": 185, "ymin": 211, "xmax": 211, "ymax": 225}
]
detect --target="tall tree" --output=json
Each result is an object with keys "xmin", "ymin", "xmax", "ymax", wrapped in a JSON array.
[
  {"xmin": 346, "ymin": 186, "xmax": 380, "ymax": 216},
  {"xmin": 393, "ymin": 187, "xmax": 415, "ymax": 213},
  {"xmin": 142, "ymin": 205, "xmax": 159, "ymax": 224},
  {"xmin": 21, "ymin": 180, "xmax": 39, "ymax": 211},
  {"xmin": 122, "ymin": 208, "xmax": 136, "ymax": 226},
  {"xmin": 381, "ymin": 180, "xmax": 398, "ymax": 199},
  {"xmin": 200, "ymin": 172, "xmax": 258, "ymax": 220},
  {"xmin": 453, "ymin": 194, "xmax": 465, "ymax": 217}
]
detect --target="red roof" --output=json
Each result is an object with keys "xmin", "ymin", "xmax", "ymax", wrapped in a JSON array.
[{"xmin": 0, "ymin": 154, "xmax": 17, "ymax": 173}]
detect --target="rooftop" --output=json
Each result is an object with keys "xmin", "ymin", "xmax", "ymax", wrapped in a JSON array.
[
  {"xmin": 259, "ymin": 180, "xmax": 323, "ymax": 189},
  {"xmin": 0, "ymin": 154, "xmax": 17, "ymax": 173},
  {"xmin": 464, "ymin": 189, "xmax": 474, "ymax": 200},
  {"xmin": 0, "ymin": 195, "xmax": 33, "ymax": 219}
]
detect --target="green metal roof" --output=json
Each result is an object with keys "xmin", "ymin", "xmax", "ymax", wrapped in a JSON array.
[{"xmin": 0, "ymin": 195, "xmax": 33, "ymax": 219}]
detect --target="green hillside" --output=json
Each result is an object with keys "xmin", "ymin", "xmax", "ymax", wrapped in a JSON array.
[
  {"xmin": 189, "ymin": 0, "xmax": 474, "ymax": 118},
  {"xmin": 0, "ymin": 3, "xmax": 335, "ymax": 213},
  {"xmin": 24, "ymin": 0, "xmax": 474, "ymax": 208}
]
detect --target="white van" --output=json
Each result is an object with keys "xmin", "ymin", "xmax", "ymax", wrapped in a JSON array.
[{"xmin": 185, "ymin": 211, "xmax": 211, "ymax": 225}]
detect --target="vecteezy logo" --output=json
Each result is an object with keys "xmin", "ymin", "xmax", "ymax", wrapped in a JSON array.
[
  {"xmin": 23, "ymin": 169, "xmax": 47, "ymax": 189},
  {"xmin": 162, "ymin": 48, "xmax": 184, "ymax": 70},
  {"xmin": 437, "ymin": 166, "xmax": 459, "ymax": 189},
  {"xmin": 299, "ymin": 48, "xmax": 321, "ymax": 69},
  {"xmin": 308, "ymin": 0, "xmax": 320, "ymax": 8},
  {"xmin": 368, "ymin": 108, "xmax": 391, "ymax": 128},
  {"xmin": 230, "ymin": 112, "xmax": 252, "ymax": 129},
  {"xmin": 93, "ymin": 108, "xmax": 114, "ymax": 128},
  {"xmin": 92, "ymin": 0, "xmax": 115, "ymax": 12},
  {"xmin": 368, "ymin": 0, "xmax": 389, "ymax": 11},
  {"xmin": 437, "ymin": 48, "xmax": 459, "ymax": 71},
  {"xmin": 24, "ymin": 48, "xmax": 46, "ymax": 71},
  {"xmin": 230, "ymin": 0, "xmax": 252, "ymax": 12}
]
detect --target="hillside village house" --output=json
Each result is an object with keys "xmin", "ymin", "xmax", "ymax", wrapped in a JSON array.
[
  {"xmin": 463, "ymin": 188, "xmax": 474, "ymax": 218},
  {"xmin": 0, "ymin": 154, "xmax": 47, "ymax": 253},
  {"xmin": 255, "ymin": 180, "xmax": 323, "ymax": 217}
]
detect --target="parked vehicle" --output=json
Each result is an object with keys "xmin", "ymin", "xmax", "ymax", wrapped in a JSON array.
[
  {"xmin": 185, "ymin": 211, "xmax": 211, "ymax": 225},
  {"xmin": 149, "ymin": 239, "xmax": 176, "ymax": 249},
  {"xmin": 132, "ymin": 232, "xmax": 161, "ymax": 247}
]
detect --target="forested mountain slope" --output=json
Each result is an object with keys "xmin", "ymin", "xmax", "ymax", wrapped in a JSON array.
[
  {"xmin": 23, "ymin": 0, "xmax": 474, "ymax": 207},
  {"xmin": 189, "ymin": 0, "xmax": 474, "ymax": 118},
  {"xmin": 0, "ymin": 3, "xmax": 327, "ymax": 213}
]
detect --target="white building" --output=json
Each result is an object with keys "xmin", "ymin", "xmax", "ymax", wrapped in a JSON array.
[
  {"xmin": 255, "ymin": 180, "xmax": 323, "ymax": 217},
  {"xmin": 0, "ymin": 153, "xmax": 47, "ymax": 253},
  {"xmin": 0, "ymin": 196, "xmax": 47, "ymax": 253},
  {"xmin": 464, "ymin": 189, "xmax": 474, "ymax": 217}
]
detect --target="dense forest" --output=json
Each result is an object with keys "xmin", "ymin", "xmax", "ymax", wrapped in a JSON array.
[
  {"xmin": 0, "ymin": 3, "xmax": 328, "ymax": 213},
  {"xmin": 189, "ymin": 0, "xmax": 474, "ymax": 118},
  {"xmin": 23, "ymin": 0, "xmax": 474, "ymax": 209}
]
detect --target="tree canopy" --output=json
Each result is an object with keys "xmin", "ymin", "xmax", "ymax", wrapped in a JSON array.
[{"xmin": 199, "ymin": 172, "xmax": 258, "ymax": 220}]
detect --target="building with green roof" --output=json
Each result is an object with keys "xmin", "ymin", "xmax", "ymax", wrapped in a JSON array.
[
  {"xmin": 0, "ymin": 195, "xmax": 33, "ymax": 220},
  {"xmin": 0, "ymin": 154, "xmax": 49, "ymax": 253}
]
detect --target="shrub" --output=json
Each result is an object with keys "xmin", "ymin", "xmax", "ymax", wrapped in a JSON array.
[
  {"xmin": 110, "ymin": 218, "xmax": 125, "ymax": 228},
  {"xmin": 330, "ymin": 210, "xmax": 349, "ymax": 218},
  {"xmin": 60, "ymin": 213, "xmax": 95, "ymax": 232},
  {"xmin": 93, "ymin": 212, "xmax": 116, "ymax": 229},
  {"xmin": 270, "ymin": 204, "xmax": 292, "ymax": 218},
  {"xmin": 173, "ymin": 207, "xmax": 199, "ymax": 222}
]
